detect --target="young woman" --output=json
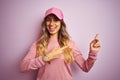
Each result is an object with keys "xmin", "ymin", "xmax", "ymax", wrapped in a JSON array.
[{"xmin": 20, "ymin": 7, "xmax": 101, "ymax": 80}]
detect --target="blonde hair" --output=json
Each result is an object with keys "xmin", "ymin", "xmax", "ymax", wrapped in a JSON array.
[{"xmin": 36, "ymin": 15, "xmax": 74, "ymax": 63}]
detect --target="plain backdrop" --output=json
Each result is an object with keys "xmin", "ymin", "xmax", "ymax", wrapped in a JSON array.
[{"xmin": 0, "ymin": 0, "xmax": 120, "ymax": 80}]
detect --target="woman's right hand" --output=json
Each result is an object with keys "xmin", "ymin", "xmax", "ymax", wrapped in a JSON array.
[{"xmin": 46, "ymin": 46, "xmax": 69, "ymax": 61}]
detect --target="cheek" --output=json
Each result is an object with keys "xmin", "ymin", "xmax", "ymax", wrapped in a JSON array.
[
  {"xmin": 45, "ymin": 22, "xmax": 49, "ymax": 29},
  {"xmin": 46, "ymin": 22, "xmax": 49, "ymax": 26},
  {"xmin": 56, "ymin": 22, "xmax": 61, "ymax": 28}
]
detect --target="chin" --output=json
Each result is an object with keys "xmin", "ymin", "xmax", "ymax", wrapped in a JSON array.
[
  {"xmin": 49, "ymin": 31, "xmax": 56, "ymax": 34},
  {"xmin": 49, "ymin": 32, "xmax": 55, "ymax": 35}
]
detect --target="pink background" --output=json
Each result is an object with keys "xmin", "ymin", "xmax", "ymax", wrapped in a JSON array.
[{"xmin": 0, "ymin": 0, "xmax": 120, "ymax": 80}]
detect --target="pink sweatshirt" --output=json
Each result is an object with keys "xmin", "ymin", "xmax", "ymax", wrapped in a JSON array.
[{"xmin": 20, "ymin": 38, "xmax": 98, "ymax": 80}]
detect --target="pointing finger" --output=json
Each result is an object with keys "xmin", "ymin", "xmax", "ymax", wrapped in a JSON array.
[
  {"xmin": 56, "ymin": 46, "xmax": 69, "ymax": 55},
  {"xmin": 60, "ymin": 46, "xmax": 69, "ymax": 50}
]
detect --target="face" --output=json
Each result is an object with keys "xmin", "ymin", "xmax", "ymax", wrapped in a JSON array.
[{"xmin": 45, "ymin": 14, "xmax": 61, "ymax": 37}]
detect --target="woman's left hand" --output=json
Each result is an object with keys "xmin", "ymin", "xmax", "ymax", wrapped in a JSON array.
[{"xmin": 90, "ymin": 34, "xmax": 101, "ymax": 52}]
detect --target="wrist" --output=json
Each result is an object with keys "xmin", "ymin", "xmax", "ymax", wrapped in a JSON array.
[
  {"xmin": 43, "ymin": 55, "xmax": 50, "ymax": 62},
  {"xmin": 47, "ymin": 52, "xmax": 53, "ymax": 59}
]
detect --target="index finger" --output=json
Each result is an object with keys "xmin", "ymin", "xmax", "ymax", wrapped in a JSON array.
[
  {"xmin": 94, "ymin": 34, "xmax": 99, "ymax": 40},
  {"xmin": 60, "ymin": 46, "xmax": 69, "ymax": 50}
]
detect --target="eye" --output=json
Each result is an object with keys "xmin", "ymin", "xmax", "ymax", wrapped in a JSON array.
[
  {"xmin": 46, "ymin": 18, "xmax": 50, "ymax": 22},
  {"xmin": 54, "ymin": 18, "xmax": 59, "ymax": 22}
]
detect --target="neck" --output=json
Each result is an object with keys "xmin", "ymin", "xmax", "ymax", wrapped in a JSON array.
[{"xmin": 50, "ymin": 34, "xmax": 58, "ymax": 39}]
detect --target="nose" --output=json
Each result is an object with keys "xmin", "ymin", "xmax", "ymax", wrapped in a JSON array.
[{"xmin": 50, "ymin": 20, "xmax": 54, "ymax": 26}]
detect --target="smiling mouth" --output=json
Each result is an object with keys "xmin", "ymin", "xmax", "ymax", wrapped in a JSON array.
[{"xmin": 49, "ymin": 26, "xmax": 56, "ymax": 32}]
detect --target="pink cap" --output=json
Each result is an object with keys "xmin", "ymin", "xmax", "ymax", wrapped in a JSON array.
[{"xmin": 45, "ymin": 7, "xmax": 64, "ymax": 20}]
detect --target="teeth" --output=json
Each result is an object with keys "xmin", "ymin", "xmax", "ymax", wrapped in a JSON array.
[
  {"xmin": 49, "ymin": 26, "xmax": 56, "ymax": 29},
  {"xmin": 50, "ymin": 27, "xmax": 55, "ymax": 29},
  {"xmin": 48, "ymin": 26, "xmax": 56, "ymax": 32},
  {"xmin": 50, "ymin": 26, "xmax": 55, "ymax": 28}
]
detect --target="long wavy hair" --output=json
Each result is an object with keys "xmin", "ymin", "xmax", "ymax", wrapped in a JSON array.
[{"xmin": 36, "ymin": 14, "xmax": 74, "ymax": 63}]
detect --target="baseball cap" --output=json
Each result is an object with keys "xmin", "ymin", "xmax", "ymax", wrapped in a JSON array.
[{"xmin": 45, "ymin": 7, "xmax": 64, "ymax": 20}]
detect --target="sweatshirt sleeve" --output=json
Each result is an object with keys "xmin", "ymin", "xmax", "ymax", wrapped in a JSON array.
[
  {"xmin": 20, "ymin": 41, "xmax": 45, "ymax": 72},
  {"xmin": 70, "ymin": 40, "xmax": 98, "ymax": 72}
]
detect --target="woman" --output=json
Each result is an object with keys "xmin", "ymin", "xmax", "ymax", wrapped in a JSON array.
[{"xmin": 20, "ymin": 7, "xmax": 101, "ymax": 80}]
